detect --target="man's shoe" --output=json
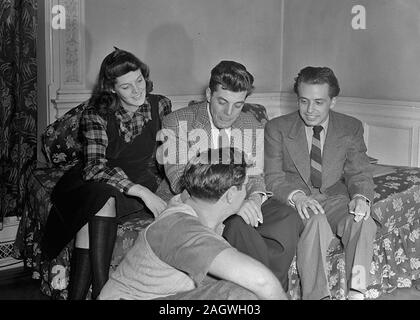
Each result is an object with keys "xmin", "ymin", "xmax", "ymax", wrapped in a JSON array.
[{"xmin": 347, "ymin": 290, "xmax": 365, "ymax": 300}]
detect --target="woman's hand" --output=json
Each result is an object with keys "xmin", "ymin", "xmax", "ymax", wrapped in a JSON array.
[{"xmin": 127, "ymin": 184, "xmax": 167, "ymax": 217}]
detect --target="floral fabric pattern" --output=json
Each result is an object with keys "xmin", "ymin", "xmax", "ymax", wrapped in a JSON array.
[
  {"xmin": 42, "ymin": 102, "xmax": 89, "ymax": 167},
  {"xmin": 287, "ymin": 166, "xmax": 420, "ymax": 299}
]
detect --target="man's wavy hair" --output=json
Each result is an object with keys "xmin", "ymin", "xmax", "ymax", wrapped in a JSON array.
[
  {"xmin": 293, "ymin": 66, "xmax": 340, "ymax": 98},
  {"xmin": 209, "ymin": 60, "xmax": 255, "ymax": 97},
  {"xmin": 89, "ymin": 47, "xmax": 153, "ymax": 116},
  {"xmin": 180, "ymin": 147, "xmax": 250, "ymax": 202}
]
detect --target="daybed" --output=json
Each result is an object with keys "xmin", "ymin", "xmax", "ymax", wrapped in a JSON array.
[{"xmin": 13, "ymin": 101, "xmax": 420, "ymax": 299}]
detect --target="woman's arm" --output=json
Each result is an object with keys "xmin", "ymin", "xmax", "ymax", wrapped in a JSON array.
[
  {"xmin": 126, "ymin": 184, "xmax": 166, "ymax": 217},
  {"xmin": 80, "ymin": 108, "xmax": 135, "ymax": 193},
  {"xmin": 81, "ymin": 108, "xmax": 167, "ymax": 216}
]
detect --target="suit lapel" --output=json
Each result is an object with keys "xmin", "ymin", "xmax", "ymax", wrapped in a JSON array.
[
  {"xmin": 231, "ymin": 115, "xmax": 246, "ymax": 148},
  {"xmin": 285, "ymin": 114, "xmax": 311, "ymax": 185},
  {"xmin": 322, "ymin": 112, "xmax": 345, "ymax": 188},
  {"xmin": 191, "ymin": 102, "xmax": 213, "ymax": 147}
]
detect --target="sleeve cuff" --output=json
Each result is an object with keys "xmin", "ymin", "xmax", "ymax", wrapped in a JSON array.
[
  {"xmin": 249, "ymin": 191, "xmax": 272, "ymax": 204},
  {"xmin": 120, "ymin": 180, "xmax": 136, "ymax": 194},
  {"xmin": 353, "ymin": 194, "xmax": 371, "ymax": 207}
]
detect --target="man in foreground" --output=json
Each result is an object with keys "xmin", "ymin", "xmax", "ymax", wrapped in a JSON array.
[{"xmin": 99, "ymin": 148, "xmax": 287, "ymax": 300}]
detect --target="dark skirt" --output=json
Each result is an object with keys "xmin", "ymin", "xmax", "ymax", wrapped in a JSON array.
[{"xmin": 42, "ymin": 162, "xmax": 157, "ymax": 260}]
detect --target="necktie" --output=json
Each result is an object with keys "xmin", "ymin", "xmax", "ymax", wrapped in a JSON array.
[{"xmin": 310, "ymin": 125, "xmax": 323, "ymax": 188}]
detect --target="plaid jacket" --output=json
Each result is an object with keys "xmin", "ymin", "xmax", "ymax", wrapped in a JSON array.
[
  {"xmin": 157, "ymin": 101, "xmax": 266, "ymax": 196},
  {"xmin": 80, "ymin": 94, "xmax": 172, "ymax": 193}
]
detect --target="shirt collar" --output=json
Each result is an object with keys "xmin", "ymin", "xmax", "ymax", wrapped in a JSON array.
[
  {"xmin": 116, "ymin": 98, "xmax": 152, "ymax": 123},
  {"xmin": 305, "ymin": 114, "xmax": 330, "ymax": 133}
]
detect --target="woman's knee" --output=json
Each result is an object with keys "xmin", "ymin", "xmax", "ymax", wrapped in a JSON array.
[{"xmin": 75, "ymin": 223, "xmax": 89, "ymax": 248}]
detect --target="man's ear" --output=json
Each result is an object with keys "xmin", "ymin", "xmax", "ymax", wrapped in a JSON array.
[
  {"xmin": 225, "ymin": 186, "xmax": 238, "ymax": 204},
  {"xmin": 330, "ymin": 97, "xmax": 337, "ymax": 109},
  {"xmin": 206, "ymin": 87, "xmax": 212, "ymax": 103}
]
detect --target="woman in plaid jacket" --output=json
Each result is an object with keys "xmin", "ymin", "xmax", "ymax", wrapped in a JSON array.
[{"xmin": 42, "ymin": 48, "xmax": 172, "ymax": 300}]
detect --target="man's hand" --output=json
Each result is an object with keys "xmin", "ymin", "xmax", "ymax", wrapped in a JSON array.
[
  {"xmin": 237, "ymin": 194, "xmax": 263, "ymax": 227},
  {"xmin": 349, "ymin": 196, "xmax": 370, "ymax": 222},
  {"xmin": 293, "ymin": 192, "xmax": 325, "ymax": 220}
]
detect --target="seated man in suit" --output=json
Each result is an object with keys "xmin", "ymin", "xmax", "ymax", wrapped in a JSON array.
[
  {"xmin": 156, "ymin": 60, "xmax": 301, "ymax": 292},
  {"xmin": 264, "ymin": 66, "xmax": 380, "ymax": 300},
  {"xmin": 99, "ymin": 147, "xmax": 287, "ymax": 300}
]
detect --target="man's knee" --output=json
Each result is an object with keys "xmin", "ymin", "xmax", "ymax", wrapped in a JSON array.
[
  {"xmin": 361, "ymin": 216, "xmax": 378, "ymax": 238},
  {"xmin": 287, "ymin": 209, "xmax": 305, "ymax": 234},
  {"xmin": 224, "ymin": 214, "xmax": 247, "ymax": 230},
  {"xmin": 305, "ymin": 213, "xmax": 329, "ymax": 229},
  {"xmin": 223, "ymin": 215, "xmax": 257, "ymax": 240},
  {"xmin": 262, "ymin": 198, "xmax": 304, "ymax": 234}
]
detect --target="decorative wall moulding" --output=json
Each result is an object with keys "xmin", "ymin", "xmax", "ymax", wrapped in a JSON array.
[{"xmin": 49, "ymin": 90, "xmax": 420, "ymax": 167}]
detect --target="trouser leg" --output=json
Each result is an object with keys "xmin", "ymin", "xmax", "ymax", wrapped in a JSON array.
[
  {"xmin": 337, "ymin": 215, "xmax": 377, "ymax": 292},
  {"xmin": 297, "ymin": 214, "xmax": 334, "ymax": 300},
  {"xmin": 223, "ymin": 215, "xmax": 270, "ymax": 267},
  {"xmin": 257, "ymin": 198, "xmax": 304, "ymax": 291}
]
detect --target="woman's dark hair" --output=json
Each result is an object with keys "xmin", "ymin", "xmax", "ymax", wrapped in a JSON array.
[
  {"xmin": 180, "ymin": 147, "xmax": 250, "ymax": 202},
  {"xmin": 89, "ymin": 47, "xmax": 153, "ymax": 116}
]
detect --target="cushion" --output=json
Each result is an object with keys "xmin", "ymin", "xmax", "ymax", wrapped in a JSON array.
[
  {"xmin": 42, "ymin": 101, "xmax": 89, "ymax": 167},
  {"xmin": 241, "ymin": 103, "xmax": 269, "ymax": 125}
]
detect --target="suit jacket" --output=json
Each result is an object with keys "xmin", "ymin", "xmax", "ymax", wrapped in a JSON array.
[
  {"xmin": 264, "ymin": 110, "xmax": 374, "ymax": 205},
  {"xmin": 157, "ymin": 101, "xmax": 266, "ymax": 196}
]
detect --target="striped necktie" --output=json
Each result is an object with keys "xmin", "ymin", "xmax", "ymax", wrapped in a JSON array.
[{"xmin": 310, "ymin": 125, "xmax": 323, "ymax": 188}]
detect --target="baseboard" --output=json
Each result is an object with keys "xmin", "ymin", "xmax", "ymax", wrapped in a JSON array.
[
  {"xmin": 0, "ymin": 265, "xmax": 31, "ymax": 284},
  {"xmin": 0, "ymin": 216, "xmax": 23, "ymax": 271},
  {"xmin": 0, "ymin": 257, "xmax": 24, "ymax": 271}
]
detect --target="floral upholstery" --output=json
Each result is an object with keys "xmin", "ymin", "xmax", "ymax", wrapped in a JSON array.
[
  {"xmin": 288, "ymin": 166, "xmax": 420, "ymax": 299},
  {"xmin": 14, "ymin": 98, "xmax": 420, "ymax": 300},
  {"xmin": 42, "ymin": 101, "xmax": 89, "ymax": 167}
]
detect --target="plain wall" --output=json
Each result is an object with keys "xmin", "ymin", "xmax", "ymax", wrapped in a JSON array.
[
  {"xmin": 84, "ymin": 0, "xmax": 283, "ymax": 96},
  {"xmin": 282, "ymin": 0, "xmax": 420, "ymax": 101}
]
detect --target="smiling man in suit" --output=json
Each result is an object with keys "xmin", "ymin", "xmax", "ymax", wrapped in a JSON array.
[
  {"xmin": 264, "ymin": 66, "xmax": 379, "ymax": 300},
  {"xmin": 156, "ymin": 60, "xmax": 302, "ymax": 293}
]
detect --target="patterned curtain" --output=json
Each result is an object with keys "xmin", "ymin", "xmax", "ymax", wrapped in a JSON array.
[{"xmin": 0, "ymin": 0, "xmax": 37, "ymax": 229}]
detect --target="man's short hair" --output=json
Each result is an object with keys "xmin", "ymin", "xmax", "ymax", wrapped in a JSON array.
[
  {"xmin": 293, "ymin": 66, "xmax": 340, "ymax": 98},
  {"xmin": 209, "ymin": 60, "xmax": 254, "ymax": 97},
  {"xmin": 180, "ymin": 147, "xmax": 250, "ymax": 202}
]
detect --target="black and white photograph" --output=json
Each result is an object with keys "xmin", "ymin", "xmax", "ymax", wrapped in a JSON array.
[{"xmin": 1, "ymin": 0, "xmax": 420, "ymax": 307}]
